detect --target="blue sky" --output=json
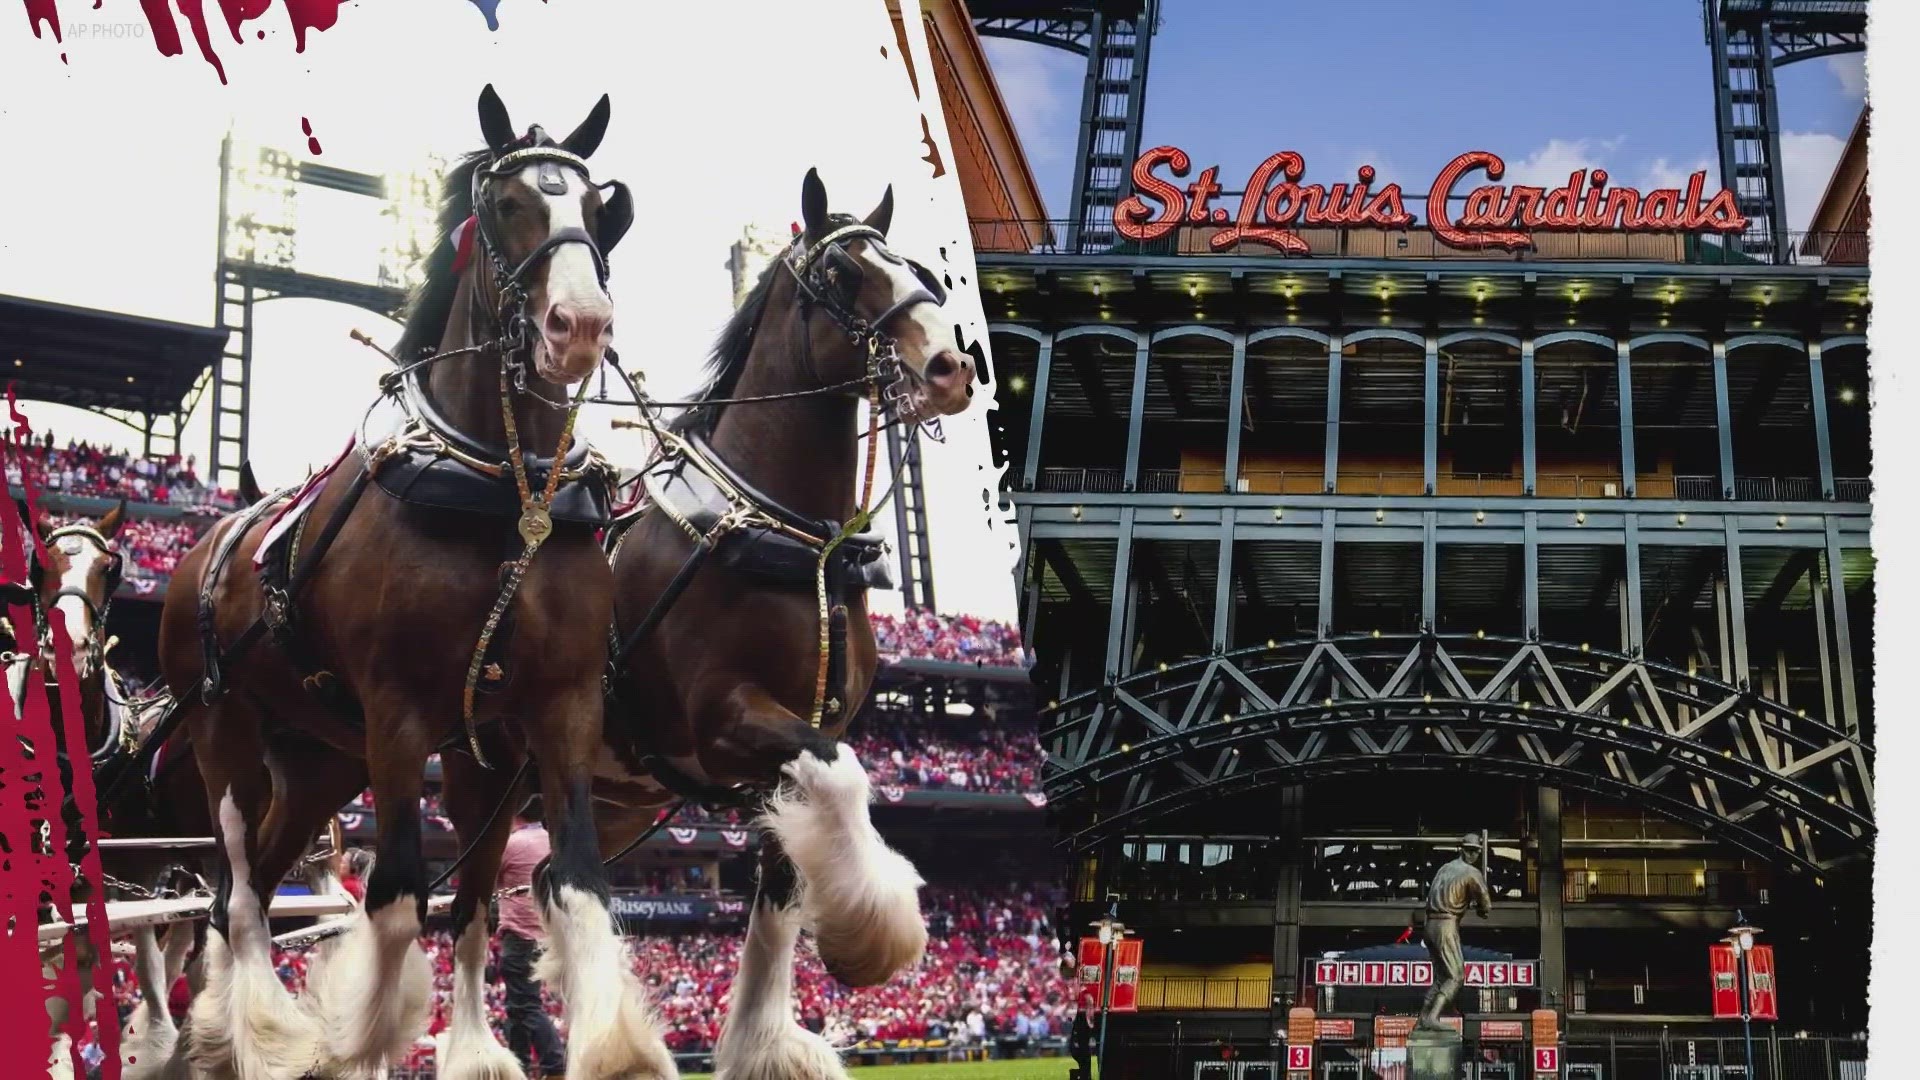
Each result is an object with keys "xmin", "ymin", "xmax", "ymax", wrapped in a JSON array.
[{"xmin": 982, "ymin": 0, "xmax": 1866, "ymax": 232}]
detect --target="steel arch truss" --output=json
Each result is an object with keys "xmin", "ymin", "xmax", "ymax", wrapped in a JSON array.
[{"xmin": 1043, "ymin": 633, "xmax": 1872, "ymax": 873}]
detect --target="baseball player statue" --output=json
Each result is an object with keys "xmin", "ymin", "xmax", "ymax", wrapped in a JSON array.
[{"xmin": 1416, "ymin": 833, "xmax": 1493, "ymax": 1033}]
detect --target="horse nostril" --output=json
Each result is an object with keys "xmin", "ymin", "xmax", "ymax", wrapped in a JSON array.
[{"xmin": 924, "ymin": 352, "xmax": 958, "ymax": 382}]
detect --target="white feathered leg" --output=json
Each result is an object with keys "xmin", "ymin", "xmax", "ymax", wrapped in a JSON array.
[
  {"xmin": 759, "ymin": 746, "xmax": 926, "ymax": 987},
  {"xmin": 184, "ymin": 788, "xmax": 325, "ymax": 1080},
  {"xmin": 533, "ymin": 885, "xmax": 677, "ymax": 1080},
  {"xmin": 121, "ymin": 924, "xmax": 184, "ymax": 1080},
  {"xmin": 303, "ymin": 899, "xmax": 432, "ymax": 1076},
  {"xmin": 711, "ymin": 898, "xmax": 847, "ymax": 1080},
  {"xmin": 438, "ymin": 915, "xmax": 526, "ymax": 1080}
]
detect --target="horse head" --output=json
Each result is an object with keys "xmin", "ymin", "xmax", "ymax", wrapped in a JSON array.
[
  {"xmin": 786, "ymin": 168, "xmax": 975, "ymax": 423},
  {"xmin": 26, "ymin": 499, "xmax": 125, "ymax": 685},
  {"xmin": 465, "ymin": 84, "xmax": 633, "ymax": 386}
]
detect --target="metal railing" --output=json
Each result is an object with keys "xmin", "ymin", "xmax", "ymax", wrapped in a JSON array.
[
  {"xmin": 1566, "ymin": 1035, "xmax": 1867, "ymax": 1080},
  {"xmin": 1565, "ymin": 868, "xmax": 1758, "ymax": 903},
  {"xmin": 973, "ymin": 218, "xmax": 1866, "ymax": 267},
  {"xmin": 1834, "ymin": 476, "xmax": 1871, "ymax": 501},
  {"xmin": 1136, "ymin": 975, "xmax": 1272, "ymax": 1011},
  {"xmin": 1035, "ymin": 466, "xmax": 1871, "ymax": 505}
]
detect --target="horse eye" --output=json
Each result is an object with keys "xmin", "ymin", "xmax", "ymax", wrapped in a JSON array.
[{"xmin": 496, "ymin": 197, "xmax": 522, "ymax": 216}]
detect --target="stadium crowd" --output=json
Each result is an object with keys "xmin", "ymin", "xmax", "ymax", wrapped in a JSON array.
[
  {"xmin": 871, "ymin": 608, "xmax": 1027, "ymax": 668},
  {"xmin": 852, "ymin": 716, "xmax": 1044, "ymax": 795},
  {"xmin": 43, "ymin": 512, "xmax": 200, "ymax": 583},
  {"xmin": 338, "ymin": 714, "xmax": 1048, "ymax": 838},
  {"xmin": 90, "ymin": 884, "xmax": 1070, "ymax": 1074},
  {"xmin": 10, "ymin": 437, "xmax": 237, "ymax": 512}
]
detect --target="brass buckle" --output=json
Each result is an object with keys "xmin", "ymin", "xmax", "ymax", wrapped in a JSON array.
[{"xmin": 263, "ymin": 587, "xmax": 292, "ymax": 632}]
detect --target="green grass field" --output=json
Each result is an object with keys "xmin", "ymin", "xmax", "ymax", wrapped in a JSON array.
[{"xmin": 682, "ymin": 1058, "xmax": 1071, "ymax": 1080}]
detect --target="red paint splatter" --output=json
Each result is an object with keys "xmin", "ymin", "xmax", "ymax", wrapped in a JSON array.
[
  {"xmin": 23, "ymin": 0, "xmax": 348, "ymax": 84},
  {"xmin": 21, "ymin": 0, "xmax": 62, "ymax": 41},
  {"xmin": 0, "ymin": 426, "xmax": 112, "ymax": 1080},
  {"xmin": 302, "ymin": 115, "xmax": 322, "ymax": 155}
]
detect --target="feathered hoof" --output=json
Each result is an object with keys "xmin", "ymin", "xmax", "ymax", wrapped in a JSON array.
[
  {"xmin": 713, "ymin": 1023, "xmax": 848, "ymax": 1080},
  {"xmin": 121, "ymin": 1012, "xmax": 181, "ymax": 1080},
  {"xmin": 185, "ymin": 932, "xmax": 325, "ymax": 1080},
  {"xmin": 306, "ymin": 907, "xmax": 433, "ymax": 1077},
  {"xmin": 806, "ymin": 854, "xmax": 927, "ymax": 988},
  {"xmin": 762, "ymin": 750, "xmax": 927, "ymax": 988},
  {"xmin": 562, "ymin": 1005, "xmax": 680, "ymax": 1080},
  {"xmin": 436, "ymin": 1030, "xmax": 528, "ymax": 1080}
]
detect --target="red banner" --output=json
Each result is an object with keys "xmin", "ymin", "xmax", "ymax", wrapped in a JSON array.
[
  {"xmin": 1076, "ymin": 937, "xmax": 1144, "ymax": 1011},
  {"xmin": 1709, "ymin": 943, "xmax": 1741, "ymax": 1019},
  {"xmin": 1076, "ymin": 938, "xmax": 1106, "ymax": 1012},
  {"xmin": 1109, "ymin": 938, "xmax": 1144, "ymax": 1012},
  {"xmin": 1315, "ymin": 1019, "xmax": 1355, "ymax": 1040},
  {"xmin": 1479, "ymin": 1021, "xmax": 1526, "ymax": 1041},
  {"xmin": 1747, "ymin": 945, "xmax": 1779, "ymax": 1021}
]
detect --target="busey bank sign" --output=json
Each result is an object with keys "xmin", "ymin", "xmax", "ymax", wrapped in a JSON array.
[
  {"xmin": 1114, "ymin": 147, "xmax": 1748, "ymax": 254},
  {"xmin": 609, "ymin": 894, "xmax": 747, "ymax": 922}
]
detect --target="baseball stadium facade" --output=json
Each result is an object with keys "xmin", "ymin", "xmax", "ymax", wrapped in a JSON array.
[{"xmin": 952, "ymin": 2, "xmax": 1875, "ymax": 1076}]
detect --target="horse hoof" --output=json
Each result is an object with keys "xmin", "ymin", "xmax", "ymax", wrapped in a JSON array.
[{"xmin": 713, "ymin": 1023, "xmax": 846, "ymax": 1080}]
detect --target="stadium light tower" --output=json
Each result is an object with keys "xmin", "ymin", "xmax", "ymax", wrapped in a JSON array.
[
  {"xmin": 380, "ymin": 159, "xmax": 447, "ymax": 294},
  {"xmin": 211, "ymin": 131, "xmax": 419, "ymax": 488}
]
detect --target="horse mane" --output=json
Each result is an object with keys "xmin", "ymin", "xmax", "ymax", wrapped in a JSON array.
[
  {"xmin": 391, "ymin": 148, "xmax": 492, "ymax": 364},
  {"xmin": 673, "ymin": 213, "xmax": 858, "ymax": 436}
]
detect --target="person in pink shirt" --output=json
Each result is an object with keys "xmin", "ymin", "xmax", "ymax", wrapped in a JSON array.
[{"xmin": 498, "ymin": 798, "xmax": 566, "ymax": 1078}]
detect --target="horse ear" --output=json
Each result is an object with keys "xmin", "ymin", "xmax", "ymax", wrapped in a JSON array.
[
  {"xmin": 239, "ymin": 462, "xmax": 265, "ymax": 505},
  {"xmin": 99, "ymin": 500, "xmax": 127, "ymax": 541},
  {"xmin": 478, "ymin": 84, "xmax": 516, "ymax": 151},
  {"xmin": 863, "ymin": 185, "xmax": 894, "ymax": 238},
  {"xmin": 801, "ymin": 167, "xmax": 829, "ymax": 237},
  {"xmin": 562, "ymin": 94, "xmax": 612, "ymax": 159}
]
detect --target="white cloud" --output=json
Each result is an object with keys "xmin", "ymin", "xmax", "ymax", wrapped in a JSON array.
[
  {"xmin": 978, "ymin": 38, "xmax": 1076, "ymax": 168},
  {"xmin": 1637, "ymin": 156, "xmax": 1715, "ymax": 192},
  {"xmin": 1499, "ymin": 138, "xmax": 1624, "ymax": 189},
  {"xmin": 1780, "ymin": 129, "xmax": 1849, "ymax": 233},
  {"xmin": 1326, "ymin": 148, "xmax": 1395, "ymax": 185},
  {"xmin": 1829, "ymin": 54, "xmax": 1866, "ymax": 99}
]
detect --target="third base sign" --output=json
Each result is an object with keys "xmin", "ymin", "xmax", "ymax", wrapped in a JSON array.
[
  {"xmin": 1535, "ymin": 1046, "xmax": 1560, "ymax": 1073},
  {"xmin": 1314, "ymin": 957, "xmax": 1535, "ymax": 987},
  {"xmin": 1287, "ymin": 1045, "xmax": 1312, "ymax": 1070}
]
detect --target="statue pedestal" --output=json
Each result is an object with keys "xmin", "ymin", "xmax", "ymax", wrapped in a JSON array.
[{"xmin": 1406, "ymin": 1028, "xmax": 1463, "ymax": 1080}]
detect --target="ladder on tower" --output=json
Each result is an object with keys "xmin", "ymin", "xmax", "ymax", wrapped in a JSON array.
[
  {"xmin": 211, "ymin": 274, "xmax": 255, "ymax": 490},
  {"xmin": 1066, "ymin": 4, "xmax": 1156, "ymax": 253},
  {"xmin": 1703, "ymin": 0, "xmax": 1866, "ymax": 264},
  {"xmin": 887, "ymin": 424, "xmax": 937, "ymax": 612},
  {"xmin": 973, "ymin": 1, "xmax": 1160, "ymax": 255}
]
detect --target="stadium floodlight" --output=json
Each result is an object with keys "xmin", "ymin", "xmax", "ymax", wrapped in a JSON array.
[
  {"xmin": 380, "ymin": 156, "xmax": 448, "ymax": 293},
  {"xmin": 727, "ymin": 224, "xmax": 789, "ymax": 309},
  {"xmin": 223, "ymin": 136, "xmax": 299, "ymax": 268}
]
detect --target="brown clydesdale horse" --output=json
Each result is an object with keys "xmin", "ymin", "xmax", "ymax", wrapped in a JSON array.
[
  {"xmin": 591, "ymin": 170, "xmax": 976, "ymax": 1080},
  {"xmin": 156, "ymin": 86, "xmax": 674, "ymax": 1080}
]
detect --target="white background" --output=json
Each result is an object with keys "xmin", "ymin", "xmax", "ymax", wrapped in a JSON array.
[{"xmin": 0, "ymin": 0, "xmax": 1018, "ymax": 622}]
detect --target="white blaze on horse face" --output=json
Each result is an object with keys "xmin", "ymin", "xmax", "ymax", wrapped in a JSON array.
[
  {"xmin": 51, "ymin": 538, "xmax": 104, "ymax": 676},
  {"xmin": 511, "ymin": 163, "xmax": 614, "ymax": 386},
  {"xmin": 857, "ymin": 244, "xmax": 973, "ymax": 418}
]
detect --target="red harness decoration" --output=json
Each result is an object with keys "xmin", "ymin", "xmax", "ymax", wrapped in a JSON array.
[
  {"xmin": 450, "ymin": 214, "xmax": 479, "ymax": 276},
  {"xmin": 253, "ymin": 436, "xmax": 355, "ymax": 569}
]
